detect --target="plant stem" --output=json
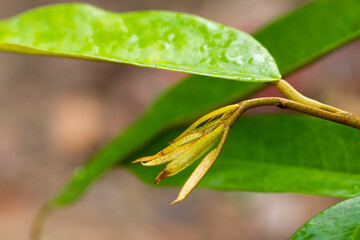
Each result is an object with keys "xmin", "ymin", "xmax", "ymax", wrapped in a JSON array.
[
  {"xmin": 225, "ymin": 97, "xmax": 360, "ymax": 130},
  {"xmin": 269, "ymin": 79, "xmax": 348, "ymax": 114},
  {"xmin": 29, "ymin": 203, "xmax": 53, "ymax": 240}
]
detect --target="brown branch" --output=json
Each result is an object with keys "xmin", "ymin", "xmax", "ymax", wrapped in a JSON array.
[{"xmin": 225, "ymin": 97, "xmax": 360, "ymax": 130}]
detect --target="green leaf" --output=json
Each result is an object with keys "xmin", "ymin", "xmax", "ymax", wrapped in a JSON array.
[
  {"xmin": 49, "ymin": 0, "xmax": 360, "ymax": 206},
  {"xmin": 255, "ymin": 0, "xmax": 360, "ymax": 74},
  {"xmin": 290, "ymin": 196, "xmax": 360, "ymax": 240},
  {"xmin": 0, "ymin": 3, "xmax": 280, "ymax": 82},
  {"xmin": 126, "ymin": 115, "xmax": 360, "ymax": 198},
  {"xmin": 51, "ymin": 76, "xmax": 260, "ymax": 205}
]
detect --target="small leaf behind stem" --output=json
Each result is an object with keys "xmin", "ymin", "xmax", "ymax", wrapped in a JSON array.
[{"xmin": 290, "ymin": 196, "xmax": 360, "ymax": 240}]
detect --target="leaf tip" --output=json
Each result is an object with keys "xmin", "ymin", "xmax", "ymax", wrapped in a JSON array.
[
  {"xmin": 154, "ymin": 169, "xmax": 169, "ymax": 184},
  {"xmin": 132, "ymin": 155, "xmax": 159, "ymax": 163},
  {"xmin": 169, "ymin": 198, "xmax": 183, "ymax": 206}
]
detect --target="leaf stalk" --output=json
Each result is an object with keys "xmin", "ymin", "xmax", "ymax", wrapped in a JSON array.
[{"xmin": 269, "ymin": 79, "xmax": 348, "ymax": 114}]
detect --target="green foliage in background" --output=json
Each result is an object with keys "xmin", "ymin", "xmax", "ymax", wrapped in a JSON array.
[{"xmin": 127, "ymin": 115, "xmax": 360, "ymax": 197}]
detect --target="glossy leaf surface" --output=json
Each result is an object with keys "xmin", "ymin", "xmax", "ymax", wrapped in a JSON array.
[
  {"xmin": 0, "ymin": 3, "xmax": 280, "ymax": 82},
  {"xmin": 127, "ymin": 115, "xmax": 360, "ymax": 198},
  {"xmin": 50, "ymin": 0, "xmax": 360, "ymax": 206},
  {"xmin": 290, "ymin": 196, "xmax": 360, "ymax": 240}
]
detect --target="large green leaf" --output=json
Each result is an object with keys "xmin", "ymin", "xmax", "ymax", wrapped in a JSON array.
[
  {"xmin": 51, "ymin": 76, "xmax": 260, "ymax": 205},
  {"xmin": 255, "ymin": 0, "xmax": 360, "ymax": 74},
  {"xmin": 290, "ymin": 196, "xmax": 360, "ymax": 240},
  {"xmin": 0, "ymin": 3, "xmax": 280, "ymax": 82},
  {"xmin": 126, "ymin": 115, "xmax": 360, "ymax": 198},
  {"xmin": 49, "ymin": 0, "xmax": 360, "ymax": 206}
]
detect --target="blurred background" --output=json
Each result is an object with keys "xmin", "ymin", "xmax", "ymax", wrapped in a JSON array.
[{"xmin": 1, "ymin": 0, "xmax": 360, "ymax": 239}]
